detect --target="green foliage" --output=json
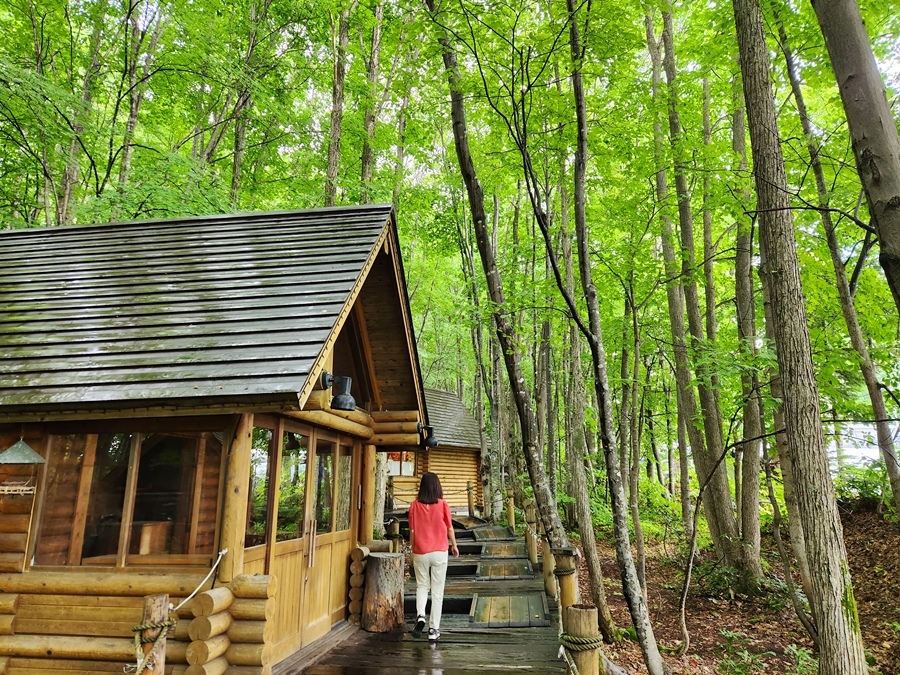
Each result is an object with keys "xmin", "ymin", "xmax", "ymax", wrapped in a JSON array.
[
  {"xmin": 834, "ymin": 460, "xmax": 892, "ymax": 512},
  {"xmin": 716, "ymin": 630, "xmax": 775, "ymax": 675},
  {"xmin": 785, "ymin": 645, "xmax": 818, "ymax": 675}
]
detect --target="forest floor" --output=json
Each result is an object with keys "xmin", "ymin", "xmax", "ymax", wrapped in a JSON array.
[{"xmin": 580, "ymin": 509, "xmax": 900, "ymax": 675}]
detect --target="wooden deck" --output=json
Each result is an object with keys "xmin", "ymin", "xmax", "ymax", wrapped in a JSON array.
[{"xmin": 286, "ymin": 518, "xmax": 566, "ymax": 674}]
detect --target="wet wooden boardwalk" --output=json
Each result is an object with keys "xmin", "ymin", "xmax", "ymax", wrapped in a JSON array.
[{"xmin": 291, "ymin": 519, "xmax": 567, "ymax": 674}]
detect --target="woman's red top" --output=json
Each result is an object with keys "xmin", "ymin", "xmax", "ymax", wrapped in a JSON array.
[{"xmin": 408, "ymin": 499, "xmax": 452, "ymax": 554}]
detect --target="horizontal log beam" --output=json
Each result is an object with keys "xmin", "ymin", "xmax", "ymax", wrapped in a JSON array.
[
  {"xmin": 370, "ymin": 410, "xmax": 420, "ymax": 423},
  {"xmin": 371, "ymin": 433, "xmax": 420, "ymax": 446},
  {"xmin": 371, "ymin": 421, "xmax": 419, "ymax": 435},
  {"xmin": 0, "ymin": 572, "xmax": 210, "ymax": 596},
  {"xmin": 284, "ymin": 411, "xmax": 373, "ymax": 439}
]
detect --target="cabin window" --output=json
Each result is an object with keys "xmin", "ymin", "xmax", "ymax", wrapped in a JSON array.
[
  {"xmin": 34, "ymin": 430, "xmax": 223, "ymax": 567},
  {"xmin": 387, "ymin": 450, "xmax": 416, "ymax": 477}
]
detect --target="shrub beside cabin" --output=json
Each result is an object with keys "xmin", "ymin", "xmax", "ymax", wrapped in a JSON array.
[{"xmin": 0, "ymin": 205, "xmax": 430, "ymax": 674}]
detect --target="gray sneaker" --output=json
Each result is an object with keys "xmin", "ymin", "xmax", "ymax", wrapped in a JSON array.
[{"xmin": 428, "ymin": 627, "xmax": 440, "ymax": 641}]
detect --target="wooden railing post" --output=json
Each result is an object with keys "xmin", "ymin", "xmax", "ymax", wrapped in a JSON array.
[
  {"xmin": 541, "ymin": 528, "xmax": 557, "ymax": 600},
  {"xmin": 506, "ymin": 488, "xmax": 515, "ymax": 531},
  {"xmin": 524, "ymin": 503, "xmax": 538, "ymax": 566},
  {"xmin": 388, "ymin": 518, "xmax": 400, "ymax": 553},
  {"xmin": 139, "ymin": 593, "xmax": 169, "ymax": 675},
  {"xmin": 553, "ymin": 547, "xmax": 578, "ymax": 632},
  {"xmin": 564, "ymin": 604, "xmax": 600, "ymax": 675},
  {"xmin": 467, "ymin": 480, "xmax": 475, "ymax": 518}
]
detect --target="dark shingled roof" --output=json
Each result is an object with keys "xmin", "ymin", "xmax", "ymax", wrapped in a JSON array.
[
  {"xmin": 424, "ymin": 388, "xmax": 485, "ymax": 450},
  {"xmin": 0, "ymin": 204, "xmax": 397, "ymax": 418}
]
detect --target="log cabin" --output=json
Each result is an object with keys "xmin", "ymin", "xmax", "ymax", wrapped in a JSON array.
[
  {"xmin": 389, "ymin": 388, "xmax": 486, "ymax": 512},
  {"xmin": 0, "ymin": 205, "xmax": 430, "ymax": 674}
]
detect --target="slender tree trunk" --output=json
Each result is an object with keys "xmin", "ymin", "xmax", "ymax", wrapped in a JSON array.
[
  {"xmin": 812, "ymin": 0, "xmax": 900, "ymax": 313},
  {"xmin": 119, "ymin": 0, "xmax": 165, "ymax": 187},
  {"xmin": 564, "ymin": 4, "xmax": 666, "ymax": 671},
  {"xmin": 645, "ymin": 10, "xmax": 703, "ymax": 552},
  {"xmin": 425, "ymin": 0, "xmax": 567, "ymax": 549},
  {"xmin": 677, "ymin": 401, "xmax": 692, "ymax": 538},
  {"xmin": 360, "ymin": 1, "xmax": 384, "ymax": 203},
  {"xmin": 733, "ymin": 0, "xmax": 867, "ymax": 670},
  {"xmin": 662, "ymin": 7, "xmax": 743, "ymax": 571},
  {"xmin": 731, "ymin": 68, "xmax": 764, "ymax": 583},
  {"xmin": 778, "ymin": 18, "xmax": 900, "ymax": 515},
  {"xmin": 325, "ymin": 4, "xmax": 354, "ymax": 206}
]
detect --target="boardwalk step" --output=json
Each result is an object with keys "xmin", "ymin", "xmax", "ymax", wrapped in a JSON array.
[
  {"xmin": 469, "ymin": 592, "xmax": 551, "ymax": 628},
  {"xmin": 480, "ymin": 541, "xmax": 526, "ymax": 559},
  {"xmin": 475, "ymin": 560, "xmax": 533, "ymax": 580},
  {"xmin": 472, "ymin": 525, "xmax": 517, "ymax": 542}
]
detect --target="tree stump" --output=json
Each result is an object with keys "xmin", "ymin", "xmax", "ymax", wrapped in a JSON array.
[{"xmin": 361, "ymin": 552, "xmax": 404, "ymax": 632}]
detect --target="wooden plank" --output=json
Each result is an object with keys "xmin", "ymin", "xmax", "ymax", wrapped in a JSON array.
[
  {"xmin": 508, "ymin": 595, "xmax": 530, "ymax": 628},
  {"xmin": 488, "ymin": 596, "xmax": 509, "ymax": 628},
  {"xmin": 481, "ymin": 541, "xmax": 526, "ymax": 559},
  {"xmin": 471, "ymin": 526, "xmax": 515, "ymax": 542},
  {"xmin": 68, "ymin": 434, "xmax": 97, "ymax": 564}
]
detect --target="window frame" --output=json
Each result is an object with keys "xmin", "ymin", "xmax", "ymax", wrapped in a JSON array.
[{"xmin": 31, "ymin": 426, "xmax": 226, "ymax": 569}]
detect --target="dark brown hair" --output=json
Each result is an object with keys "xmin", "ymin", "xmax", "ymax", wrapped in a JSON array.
[{"xmin": 417, "ymin": 472, "xmax": 443, "ymax": 504}]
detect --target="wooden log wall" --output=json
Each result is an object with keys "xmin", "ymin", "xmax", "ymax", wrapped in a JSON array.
[
  {"xmin": 348, "ymin": 546, "xmax": 369, "ymax": 625},
  {"xmin": 424, "ymin": 448, "xmax": 482, "ymax": 509},
  {"xmin": 184, "ymin": 574, "xmax": 275, "ymax": 675},
  {"xmin": 0, "ymin": 571, "xmax": 211, "ymax": 674}
]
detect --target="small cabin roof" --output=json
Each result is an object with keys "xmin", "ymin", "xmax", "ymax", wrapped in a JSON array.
[
  {"xmin": 424, "ymin": 388, "xmax": 485, "ymax": 450},
  {"xmin": 0, "ymin": 204, "xmax": 424, "ymax": 421}
]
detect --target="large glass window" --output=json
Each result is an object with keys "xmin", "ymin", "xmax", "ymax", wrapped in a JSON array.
[
  {"xmin": 277, "ymin": 430, "xmax": 309, "ymax": 542},
  {"xmin": 34, "ymin": 429, "xmax": 223, "ymax": 567},
  {"xmin": 335, "ymin": 444, "xmax": 352, "ymax": 531},
  {"xmin": 245, "ymin": 427, "xmax": 273, "ymax": 548},
  {"xmin": 314, "ymin": 439, "xmax": 336, "ymax": 534}
]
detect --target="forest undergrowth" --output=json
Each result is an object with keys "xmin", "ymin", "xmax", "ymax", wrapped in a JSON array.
[{"xmin": 577, "ymin": 509, "xmax": 900, "ymax": 675}]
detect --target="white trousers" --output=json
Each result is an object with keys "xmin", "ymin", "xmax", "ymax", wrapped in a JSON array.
[{"xmin": 412, "ymin": 550, "xmax": 449, "ymax": 630}]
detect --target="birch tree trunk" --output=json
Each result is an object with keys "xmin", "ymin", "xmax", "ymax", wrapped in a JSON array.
[
  {"xmin": 811, "ymin": 0, "xmax": 900, "ymax": 314},
  {"xmin": 733, "ymin": 0, "xmax": 868, "ymax": 669},
  {"xmin": 778, "ymin": 18, "xmax": 900, "ymax": 516}
]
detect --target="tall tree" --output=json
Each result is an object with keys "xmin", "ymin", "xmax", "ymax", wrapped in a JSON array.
[
  {"xmin": 812, "ymin": 0, "xmax": 900, "ymax": 315},
  {"xmin": 423, "ymin": 0, "xmax": 569, "ymax": 552},
  {"xmin": 778, "ymin": 15, "xmax": 900, "ymax": 517},
  {"xmin": 733, "ymin": 0, "xmax": 868, "ymax": 670}
]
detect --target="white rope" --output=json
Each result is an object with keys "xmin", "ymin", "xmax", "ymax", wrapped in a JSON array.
[{"xmin": 172, "ymin": 548, "xmax": 228, "ymax": 612}]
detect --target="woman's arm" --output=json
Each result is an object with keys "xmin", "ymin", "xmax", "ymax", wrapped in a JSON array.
[{"xmin": 448, "ymin": 526, "xmax": 459, "ymax": 557}]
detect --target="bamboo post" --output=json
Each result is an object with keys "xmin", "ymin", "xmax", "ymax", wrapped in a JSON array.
[
  {"xmin": 524, "ymin": 503, "xmax": 538, "ymax": 566},
  {"xmin": 467, "ymin": 480, "xmax": 475, "ymax": 518},
  {"xmin": 542, "ymin": 534, "xmax": 556, "ymax": 600},
  {"xmin": 506, "ymin": 488, "xmax": 515, "ymax": 531},
  {"xmin": 553, "ymin": 547, "xmax": 578, "ymax": 632},
  {"xmin": 564, "ymin": 605, "xmax": 600, "ymax": 675},
  {"xmin": 139, "ymin": 593, "xmax": 169, "ymax": 675}
]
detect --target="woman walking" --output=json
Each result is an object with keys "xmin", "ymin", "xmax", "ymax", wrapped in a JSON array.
[{"xmin": 408, "ymin": 471, "xmax": 459, "ymax": 641}]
